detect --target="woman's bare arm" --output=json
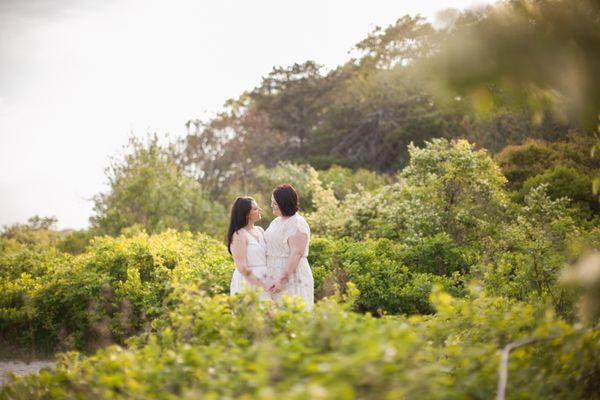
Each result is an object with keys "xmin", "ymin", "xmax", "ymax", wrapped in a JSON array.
[
  {"xmin": 269, "ymin": 232, "xmax": 308, "ymax": 293},
  {"xmin": 231, "ymin": 232, "xmax": 265, "ymax": 288}
]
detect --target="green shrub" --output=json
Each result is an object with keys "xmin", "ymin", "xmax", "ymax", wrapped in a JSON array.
[
  {"xmin": 400, "ymin": 233, "xmax": 479, "ymax": 276},
  {"xmin": 0, "ymin": 216, "xmax": 62, "ymax": 252},
  {"xmin": 309, "ymin": 138, "xmax": 509, "ymax": 245},
  {"xmin": 480, "ymin": 185, "xmax": 579, "ymax": 318},
  {"xmin": 338, "ymin": 240, "xmax": 462, "ymax": 315},
  {"xmin": 56, "ymin": 229, "xmax": 96, "ymax": 255},
  {"xmin": 3, "ymin": 290, "xmax": 598, "ymax": 400},
  {"xmin": 318, "ymin": 165, "xmax": 390, "ymax": 201},
  {"xmin": 496, "ymin": 134, "xmax": 600, "ymax": 190},
  {"xmin": 309, "ymin": 237, "xmax": 464, "ymax": 315},
  {"xmin": 520, "ymin": 166, "xmax": 599, "ymax": 218},
  {"xmin": 0, "ymin": 230, "xmax": 233, "ymax": 352},
  {"xmin": 90, "ymin": 135, "xmax": 226, "ymax": 237},
  {"xmin": 0, "ymin": 248, "xmax": 73, "ymax": 349},
  {"xmin": 522, "ymin": 166, "xmax": 591, "ymax": 203},
  {"xmin": 307, "ymin": 237, "xmax": 340, "ymax": 298}
]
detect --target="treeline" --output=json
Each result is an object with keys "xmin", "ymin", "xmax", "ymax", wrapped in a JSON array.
[
  {"xmin": 174, "ymin": 12, "xmax": 574, "ymax": 203},
  {"xmin": 66, "ymin": 0, "xmax": 600, "ymax": 243}
]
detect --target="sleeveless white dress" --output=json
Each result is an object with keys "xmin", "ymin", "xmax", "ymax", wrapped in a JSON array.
[
  {"xmin": 230, "ymin": 227, "xmax": 270, "ymax": 300},
  {"xmin": 265, "ymin": 213, "xmax": 314, "ymax": 309}
]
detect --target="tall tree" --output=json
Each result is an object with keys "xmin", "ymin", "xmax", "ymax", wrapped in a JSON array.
[
  {"xmin": 92, "ymin": 135, "xmax": 226, "ymax": 237},
  {"xmin": 249, "ymin": 61, "xmax": 334, "ymax": 160}
]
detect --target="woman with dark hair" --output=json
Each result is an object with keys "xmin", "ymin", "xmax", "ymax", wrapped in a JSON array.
[
  {"xmin": 228, "ymin": 196, "xmax": 270, "ymax": 299},
  {"xmin": 264, "ymin": 184, "xmax": 314, "ymax": 309}
]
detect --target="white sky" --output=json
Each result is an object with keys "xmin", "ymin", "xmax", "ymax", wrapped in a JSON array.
[{"xmin": 0, "ymin": 0, "xmax": 490, "ymax": 230}]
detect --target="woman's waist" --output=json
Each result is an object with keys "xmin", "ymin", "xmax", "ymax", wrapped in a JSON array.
[
  {"xmin": 266, "ymin": 253, "xmax": 308, "ymax": 258},
  {"xmin": 266, "ymin": 256, "xmax": 310, "ymax": 268},
  {"xmin": 245, "ymin": 263, "xmax": 267, "ymax": 269}
]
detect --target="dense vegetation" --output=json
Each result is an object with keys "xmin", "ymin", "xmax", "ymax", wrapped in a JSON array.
[
  {"xmin": 0, "ymin": 231, "xmax": 232, "ymax": 353},
  {"xmin": 2, "ymin": 134, "xmax": 599, "ymax": 398},
  {"xmin": 1, "ymin": 0, "xmax": 599, "ymax": 398},
  {"xmin": 2, "ymin": 289, "xmax": 599, "ymax": 399}
]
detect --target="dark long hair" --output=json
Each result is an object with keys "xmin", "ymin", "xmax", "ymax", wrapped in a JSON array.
[{"xmin": 227, "ymin": 196, "xmax": 254, "ymax": 254}]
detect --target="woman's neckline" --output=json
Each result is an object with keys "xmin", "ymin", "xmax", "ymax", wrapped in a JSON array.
[{"xmin": 243, "ymin": 226, "xmax": 262, "ymax": 243}]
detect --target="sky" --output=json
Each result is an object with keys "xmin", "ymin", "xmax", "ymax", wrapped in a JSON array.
[{"xmin": 0, "ymin": 0, "xmax": 491, "ymax": 230}]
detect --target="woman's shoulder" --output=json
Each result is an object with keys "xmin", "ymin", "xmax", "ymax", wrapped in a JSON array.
[
  {"xmin": 231, "ymin": 229, "xmax": 248, "ymax": 245},
  {"xmin": 294, "ymin": 212, "xmax": 305, "ymax": 220},
  {"xmin": 293, "ymin": 213, "xmax": 309, "ymax": 225},
  {"xmin": 290, "ymin": 213, "xmax": 310, "ymax": 234},
  {"xmin": 233, "ymin": 229, "xmax": 247, "ymax": 237}
]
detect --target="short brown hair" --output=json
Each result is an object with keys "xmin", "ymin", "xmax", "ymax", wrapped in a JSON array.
[{"xmin": 273, "ymin": 184, "xmax": 298, "ymax": 216}]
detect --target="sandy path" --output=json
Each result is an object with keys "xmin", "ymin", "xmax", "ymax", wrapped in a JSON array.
[{"xmin": 0, "ymin": 360, "xmax": 55, "ymax": 387}]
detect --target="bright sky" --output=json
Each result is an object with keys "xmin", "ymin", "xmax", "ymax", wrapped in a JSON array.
[{"xmin": 0, "ymin": 0, "xmax": 490, "ymax": 230}]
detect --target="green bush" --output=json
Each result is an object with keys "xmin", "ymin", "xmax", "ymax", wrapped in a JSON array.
[
  {"xmin": 520, "ymin": 166, "xmax": 598, "ymax": 218},
  {"xmin": 522, "ymin": 166, "xmax": 591, "ymax": 203},
  {"xmin": 317, "ymin": 165, "xmax": 390, "ymax": 201},
  {"xmin": 307, "ymin": 237, "xmax": 340, "ymax": 298},
  {"xmin": 400, "ymin": 233, "xmax": 479, "ymax": 276},
  {"xmin": 0, "ymin": 230, "xmax": 233, "ymax": 352},
  {"xmin": 309, "ymin": 138, "xmax": 509, "ymax": 245},
  {"xmin": 56, "ymin": 228, "xmax": 96, "ymax": 255},
  {"xmin": 3, "ymin": 289, "xmax": 598, "ymax": 399},
  {"xmin": 32, "ymin": 264, "xmax": 109, "ymax": 351},
  {"xmin": 309, "ymin": 237, "xmax": 464, "ymax": 315},
  {"xmin": 480, "ymin": 185, "xmax": 579, "ymax": 318},
  {"xmin": 0, "ymin": 216, "xmax": 62, "ymax": 254},
  {"xmin": 337, "ymin": 240, "xmax": 463, "ymax": 315},
  {"xmin": 496, "ymin": 134, "xmax": 600, "ymax": 191},
  {"xmin": 0, "ymin": 247, "xmax": 74, "ymax": 349},
  {"xmin": 0, "ymin": 246, "xmax": 71, "ymax": 281},
  {"xmin": 90, "ymin": 135, "xmax": 226, "ymax": 237}
]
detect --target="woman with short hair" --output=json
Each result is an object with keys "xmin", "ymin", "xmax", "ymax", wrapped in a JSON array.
[{"xmin": 264, "ymin": 184, "xmax": 314, "ymax": 309}]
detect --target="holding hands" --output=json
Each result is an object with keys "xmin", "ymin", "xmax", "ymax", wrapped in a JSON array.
[
  {"xmin": 267, "ymin": 274, "xmax": 288, "ymax": 295},
  {"xmin": 229, "ymin": 185, "xmax": 313, "ymax": 309}
]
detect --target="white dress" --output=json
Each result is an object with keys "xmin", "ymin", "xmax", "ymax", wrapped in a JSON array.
[
  {"xmin": 230, "ymin": 227, "xmax": 270, "ymax": 300},
  {"xmin": 265, "ymin": 213, "xmax": 314, "ymax": 309}
]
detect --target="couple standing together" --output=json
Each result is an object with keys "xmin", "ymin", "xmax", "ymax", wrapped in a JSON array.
[{"xmin": 227, "ymin": 184, "xmax": 314, "ymax": 310}]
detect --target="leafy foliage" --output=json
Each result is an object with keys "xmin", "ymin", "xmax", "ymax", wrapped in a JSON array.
[
  {"xmin": 317, "ymin": 165, "xmax": 390, "ymax": 201},
  {"xmin": 310, "ymin": 138, "xmax": 508, "ymax": 245},
  {"xmin": 495, "ymin": 134, "xmax": 600, "ymax": 190},
  {"xmin": 2, "ymin": 289, "xmax": 599, "ymax": 399},
  {"xmin": 480, "ymin": 184, "xmax": 580, "ymax": 317},
  {"xmin": 0, "ymin": 230, "xmax": 232, "ymax": 352},
  {"xmin": 0, "ymin": 216, "xmax": 62, "ymax": 253},
  {"xmin": 521, "ymin": 166, "xmax": 595, "ymax": 212},
  {"xmin": 91, "ymin": 135, "xmax": 226, "ymax": 238},
  {"xmin": 425, "ymin": 0, "xmax": 600, "ymax": 130},
  {"xmin": 308, "ymin": 237, "xmax": 464, "ymax": 315}
]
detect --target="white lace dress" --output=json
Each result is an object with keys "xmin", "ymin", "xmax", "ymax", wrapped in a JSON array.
[
  {"xmin": 265, "ymin": 213, "xmax": 314, "ymax": 309},
  {"xmin": 230, "ymin": 227, "xmax": 270, "ymax": 300}
]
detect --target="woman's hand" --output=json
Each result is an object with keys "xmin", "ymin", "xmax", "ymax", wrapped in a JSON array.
[
  {"xmin": 268, "ymin": 232, "xmax": 307, "ymax": 295},
  {"xmin": 257, "ymin": 279, "xmax": 270, "ymax": 291},
  {"xmin": 268, "ymin": 276, "xmax": 288, "ymax": 294}
]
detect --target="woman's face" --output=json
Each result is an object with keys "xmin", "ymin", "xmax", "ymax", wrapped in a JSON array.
[
  {"xmin": 270, "ymin": 195, "xmax": 281, "ymax": 217},
  {"xmin": 248, "ymin": 201, "xmax": 261, "ymax": 223}
]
